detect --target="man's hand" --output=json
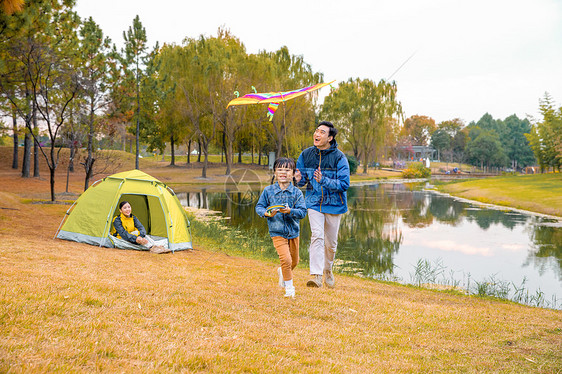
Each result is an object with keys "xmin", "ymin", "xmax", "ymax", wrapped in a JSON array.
[
  {"xmin": 294, "ymin": 169, "xmax": 302, "ymax": 183},
  {"xmin": 314, "ymin": 167, "xmax": 322, "ymax": 183}
]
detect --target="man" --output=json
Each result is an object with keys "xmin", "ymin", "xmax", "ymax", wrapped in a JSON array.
[{"xmin": 295, "ymin": 121, "xmax": 350, "ymax": 288}]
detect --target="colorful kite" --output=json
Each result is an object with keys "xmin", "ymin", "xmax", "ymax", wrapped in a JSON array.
[{"xmin": 227, "ymin": 80, "xmax": 335, "ymax": 121}]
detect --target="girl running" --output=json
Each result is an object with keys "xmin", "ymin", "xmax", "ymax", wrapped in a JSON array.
[{"xmin": 255, "ymin": 157, "xmax": 307, "ymax": 298}]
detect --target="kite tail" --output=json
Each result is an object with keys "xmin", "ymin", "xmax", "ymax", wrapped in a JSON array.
[{"xmin": 267, "ymin": 102, "xmax": 280, "ymax": 121}]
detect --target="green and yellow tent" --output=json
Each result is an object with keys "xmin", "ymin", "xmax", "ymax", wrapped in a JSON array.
[{"xmin": 56, "ymin": 170, "xmax": 192, "ymax": 252}]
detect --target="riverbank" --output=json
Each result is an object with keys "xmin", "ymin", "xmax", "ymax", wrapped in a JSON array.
[
  {"xmin": 0, "ymin": 151, "xmax": 561, "ymax": 372},
  {"xmin": 435, "ymin": 173, "xmax": 562, "ymax": 218}
]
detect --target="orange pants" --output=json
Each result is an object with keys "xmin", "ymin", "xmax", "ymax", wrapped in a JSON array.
[{"xmin": 272, "ymin": 236, "xmax": 300, "ymax": 281}]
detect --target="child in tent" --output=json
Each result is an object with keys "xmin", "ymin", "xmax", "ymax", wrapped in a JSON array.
[
  {"xmin": 112, "ymin": 201, "xmax": 167, "ymax": 253},
  {"xmin": 255, "ymin": 157, "xmax": 307, "ymax": 298}
]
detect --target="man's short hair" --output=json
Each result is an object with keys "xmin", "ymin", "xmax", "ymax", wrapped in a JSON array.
[{"xmin": 319, "ymin": 121, "xmax": 337, "ymax": 144}]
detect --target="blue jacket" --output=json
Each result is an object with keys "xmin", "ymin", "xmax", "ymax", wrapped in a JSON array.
[
  {"xmin": 255, "ymin": 182, "xmax": 307, "ymax": 239},
  {"xmin": 296, "ymin": 141, "xmax": 350, "ymax": 214}
]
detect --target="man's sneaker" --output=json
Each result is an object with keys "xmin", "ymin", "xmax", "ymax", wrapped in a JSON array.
[
  {"xmin": 277, "ymin": 267, "xmax": 284, "ymax": 288},
  {"xmin": 324, "ymin": 269, "xmax": 335, "ymax": 288},
  {"xmin": 284, "ymin": 286, "xmax": 295, "ymax": 298},
  {"xmin": 306, "ymin": 274, "xmax": 323, "ymax": 288}
]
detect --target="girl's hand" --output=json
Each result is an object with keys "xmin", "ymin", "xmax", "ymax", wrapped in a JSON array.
[
  {"xmin": 136, "ymin": 236, "xmax": 149, "ymax": 245},
  {"xmin": 279, "ymin": 206, "xmax": 291, "ymax": 214}
]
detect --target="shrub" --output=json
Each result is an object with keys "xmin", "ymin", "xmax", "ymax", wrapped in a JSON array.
[
  {"xmin": 402, "ymin": 162, "xmax": 431, "ymax": 179},
  {"xmin": 346, "ymin": 154, "xmax": 359, "ymax": 174}
]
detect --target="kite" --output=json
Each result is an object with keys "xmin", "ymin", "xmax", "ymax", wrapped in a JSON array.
[
  {"xmin": 227, "ymin": 80, "xmax": 335, "ymax": 121},
  {"xmin": 265, "ymin": 204, "xmax": 288, "ymax": 215}
]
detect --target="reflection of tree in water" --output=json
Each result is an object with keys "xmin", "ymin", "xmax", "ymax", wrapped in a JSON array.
[
  {"xmin": 330, "ymin": 186, "xmax": 403, "ymax": 277},
  {"xmin": 400, "ymin": 191, "xmax": 434, "ymax": 228},
  {"xmin": 427, "ymin": 195, "xmax": 465, "ymax": 225},
  {"xmin": 464, "ymin": 208, "xmax": 527, "ymax": 230},
  {"xmin": 525, "ymin": 223, "xmax": 562, "ymax": 281}
]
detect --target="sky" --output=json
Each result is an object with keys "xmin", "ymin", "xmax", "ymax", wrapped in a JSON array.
[{"xmin": 75, "ymin": 0, "xmax": 562, "ymax": 125}]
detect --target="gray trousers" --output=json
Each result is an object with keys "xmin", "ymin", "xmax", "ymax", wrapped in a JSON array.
[{"xmin": 308, "ymin": 209, "xmax": 342, "ymax": 275}]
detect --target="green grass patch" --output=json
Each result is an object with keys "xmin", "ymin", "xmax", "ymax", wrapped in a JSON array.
[{"xmin": 438, "ymin": 173, "xmax": 562, "ymax": 217}]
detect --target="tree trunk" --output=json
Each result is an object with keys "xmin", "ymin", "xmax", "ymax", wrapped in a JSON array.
[
  {"xmin": 33, "ymin": 101, "xmax": 40, "ymax": 177},
  {"xmin": 22, "ymin": 129, "xmax": 31, "ymax": 178},
  {"xmin": 84, "ymin": 99, "xmax": 95, "ymax": 191},
  {"xmin": 187, "ymin": 140, "xmax": 191, "ymax": 164},
  {"xmin": 221, "ymin": 131, "xmax": 226, "ymax": 163},
  {"xmin": 135, "ymin": 64, "xmax": 140, "ymax": 170},
  {"xmin": 69, "ymin": 141, "xmax": 75, "ymax": 173},
  {"xmin": 170, "ymin": 134, "xmax": 175, "ymax": 166},
  {"xmin": 49, "ymin": 161, "xmax": 56, "ymax": 202},
  {"xmin": 197, "ymin": 140, "xmax": 202, "ymax": 162},
  {"xmin": 84, "ymin": 158, "xmax": 95, "ymax": 192},
  {"xmin": 225, "ymin": 138, "xmax": 233, "ymax": 175},
  {"xmin": 237, "ymin": 143, "xmax": 242, "ymax": 163},
  {"xmin": 11, "ymin": 107, "xmax": 18, "ymax": 169},
  {"xmin": 202, "ymin": 141, "xmax": 208, "ymax": 178},
  {"xmin": 258, "ymin": 148, "xmax": 262, "ymax": 166}
]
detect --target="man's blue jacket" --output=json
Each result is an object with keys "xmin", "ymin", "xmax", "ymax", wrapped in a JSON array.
[{"xmin": 296, "ymin": 141, "xmax": 350, "ymax": 214}]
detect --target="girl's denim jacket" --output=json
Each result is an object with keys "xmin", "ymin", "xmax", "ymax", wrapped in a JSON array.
[{"xmin": 255, "ymin": 183, "xmax": 307, "ymax": 239}]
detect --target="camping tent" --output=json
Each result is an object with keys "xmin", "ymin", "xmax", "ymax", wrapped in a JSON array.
[{"xmin": 56, "ymin": 170, "xmax": 192, "ymax": 251}]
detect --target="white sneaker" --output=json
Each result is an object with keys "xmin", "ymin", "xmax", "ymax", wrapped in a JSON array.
[
  {"xmin": 284, "ymin": 286, "xmax": 295, "ymax": 298},
  {"xmin": 277, "ymin": 267, "xmax": 284, "ymax": 288}
]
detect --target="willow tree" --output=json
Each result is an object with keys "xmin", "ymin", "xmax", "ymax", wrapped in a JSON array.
[
  {"xmin": 323, "ymin": 78, "xmax": 402, "ymax": 173},
  {"xmin": 256, "ymin": 46, "xmax": 322, "ymax": 158},
  {"xmin": 205, "ymin": 29, "xmax": 247, "ymax": 175},
  {"xmin": 158, "ymin": 41, "xmax": 213, "ymax": 177}
]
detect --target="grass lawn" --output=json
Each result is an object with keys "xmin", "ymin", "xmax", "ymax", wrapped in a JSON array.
[
  {"xmin": 0, "ymin": 147, "xmax": 561, "ymax": 371},
  {"xmin": 437, "ymin": 173, "xmax": 562, "ymax": 217}
]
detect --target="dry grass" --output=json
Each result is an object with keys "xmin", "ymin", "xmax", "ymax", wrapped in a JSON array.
[{"xmin": 1, "ymin": 147, "xmax": 561, "ymax": 372}]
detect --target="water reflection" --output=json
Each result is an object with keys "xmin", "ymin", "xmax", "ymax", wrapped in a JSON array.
[{"xmin": 176, "ymin": 183, "xmax": 562, "ymax": 307}]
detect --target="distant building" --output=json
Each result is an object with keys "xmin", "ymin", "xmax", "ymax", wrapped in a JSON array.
[{"xmin": 395, "ymin": 145, "xmax": 437, "ymax": 161}]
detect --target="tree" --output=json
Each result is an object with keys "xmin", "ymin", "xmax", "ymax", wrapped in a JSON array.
[
  {"xmin": 322, "ymin": 78, "xmax": 402, "ymax": 173},
  {"xmin": 0, "ymin": 0, "xmax": 50, "ymax": 178},
  {"xmin": 467, "ymin": 130, "xmax": 508, "ymax": 170},
  {"xmin": 2, "ymin": 1, "xmax": 81, "ymax": 200},
  {"xmin": 503, "ymin": 114, "xmax": 535, "ymax": 170},
  {"xmin": 526, "ymin": 93, "xmax": 562, "ymax": 172},
  {"xmin": 402, "ymin": 115, "xmax": 436, "ymax": 146},
  {"xmin": 430, "ymin": 129, "xmax": 451, "ymax": 161},
  {"xmin": 79, "ymin": 16, "xmax": 112, "ymax": 190},
  {"xmin": 122, "ymin": 15, "xmax": 147, "ymax": 169}
]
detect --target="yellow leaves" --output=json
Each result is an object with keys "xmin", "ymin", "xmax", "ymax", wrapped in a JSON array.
[{"xmin": 0, "ymin": 0, "xmax": 24, "ymax": 15}]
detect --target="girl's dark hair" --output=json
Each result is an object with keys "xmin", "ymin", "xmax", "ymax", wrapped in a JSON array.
[
  {"xmin": 319, "ymin": 121, "xmax": 337, "ymax": 144},
  {"xmin": 119, "ymin": 201, "xmax": 131, "ymax": 217},
  {"xmin": 271, "ymin": 157, "xmax": 297, "ymax": 184}
]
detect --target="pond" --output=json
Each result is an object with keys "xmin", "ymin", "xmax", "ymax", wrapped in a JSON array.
[{"xmin": 175, "ymin": 182, "xmax": 562, "ymax": 309}]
